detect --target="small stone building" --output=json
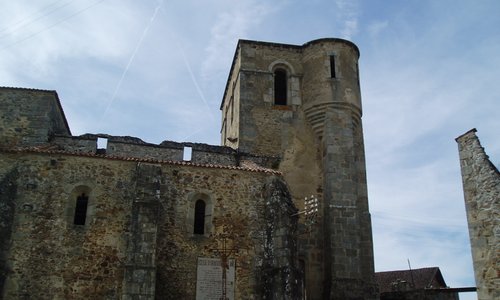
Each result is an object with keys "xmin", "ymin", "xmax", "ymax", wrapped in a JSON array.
[
  {"xmin": 0, "ymin": 38, "xmax": 379, "ymax": 300},
  {"xmin": 375, "ymin": 267, "xmax": 464, "ymax": 300},
  {"xmin": 456, "ymin": 129, "xmax": 500, "ymax": 300}
]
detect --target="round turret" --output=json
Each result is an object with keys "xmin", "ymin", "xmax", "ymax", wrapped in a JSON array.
[{"xmin": 301, "ymin": 39, "xmax": 362, "ymax": 139}]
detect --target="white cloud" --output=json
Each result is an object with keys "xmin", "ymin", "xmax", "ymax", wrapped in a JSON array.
[
  {"xmin": 335, "ymin": 0, "xmax": 359, "ymax": 39},
  {"xmin": 357, "ymin": 5, "xmax": 498, "ymax": 297},
  {"xmin": 202, "ymin": 0, "xmax": 279, "ymax": 83},
  {"xmin": 367, "ymin": 20, "xmax": 388, "ymax": 38},
  {"xmin": 0, "ymin": 1, "xmax": 152, "ymax": 83},
  {"xmin": 1, "ymin": 2, "xmax": 498, "ymax": 298}
]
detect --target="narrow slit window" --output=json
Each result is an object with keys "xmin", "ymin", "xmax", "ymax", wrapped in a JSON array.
[
  {"xmin": 193, "ymin": 200, "xmax": 206, "ymax": 234},
  {"xmin": 274, "ymin": 69, "xmax": 287, "ymax": 105},
  {"xmin": 230, "ymin": 97, "xmax": 234, "ymax": 124},
  {"xmin": 330, "ymin": 56, "xmax": 336, "ymax": 78},
  {"xmin": 74, "ymin": 193, "xmax": 88, "ymax": 225},
  {"xmin": 355, "ymin": 61, "xmax": 360, "ymax": 86}
]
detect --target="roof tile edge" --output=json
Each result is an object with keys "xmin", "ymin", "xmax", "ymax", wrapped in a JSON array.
[{"xmin": 1, "ymin": 147, "xmax": 282, "ymax": 175}]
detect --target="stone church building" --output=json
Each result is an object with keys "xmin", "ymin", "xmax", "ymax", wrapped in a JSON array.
[{"xmin": 0, "ymin": 38, "xmax": 379, "ymax": 299}]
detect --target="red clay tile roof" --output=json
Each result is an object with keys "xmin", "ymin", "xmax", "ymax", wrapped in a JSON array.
[
  {"xmin": 375, "ymin": 267, "xmax": 448, "ymax": 293},
  {"xmin": 1, "ymin": 146, "xmax": 282, "ymax": 175}
]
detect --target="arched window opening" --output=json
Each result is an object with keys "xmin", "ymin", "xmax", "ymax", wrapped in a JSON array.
[
  {"xmin": 274, "ymin": 69, "xmax": 287, "ymax": 105},
  {"xmin": 73, "ymin": 193, "xmax": 88, "ymax": 225},
  {"xmin": 193, "ymin": 200, "xmax": 206, "ymax": 234}
]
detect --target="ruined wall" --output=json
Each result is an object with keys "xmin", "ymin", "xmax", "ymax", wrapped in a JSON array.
[
  {"xmin": 0, "ymin": 152, "xmax": 131, "ymax": 299},
  {"xmin": 0, "ymin": 150, "xmax": 298, "ymax": 299},
  {"xmin": 53, "ymin": 135, "xmax": 97, "ymax": 153},
  {"xmin": 0, "ymin": 87, "xmax": 70, "ymax": 147},
  {"xmin": 1, "ymin": 37, "xmax": 376, "ymax": 299},
  {"xmin": 456, "ymin": 129, "xmax": 500, "ymax": 300},
  {"xmin": 154, "ymin": 170, "xmax": 300, "ymax": 300},
  {"xmin": 51, "ymin": 134, "xmax": 280, "ymax": 170}
]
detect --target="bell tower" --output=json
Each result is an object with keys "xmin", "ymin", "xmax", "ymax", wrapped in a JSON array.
[{"xmin": 220, "ymin": 38, "xmax": 378, "ymax": 300}]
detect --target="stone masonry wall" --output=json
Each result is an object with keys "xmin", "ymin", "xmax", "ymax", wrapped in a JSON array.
[
  {"xmin": 456, "ymin": 129, "xmax": 499, "ymax": 300},
  {"xmin": 0, "ymin": 150, "xmax": 298, "ymax": 299},
  {"xmin": 220, "ymin": 39, "xmax": 377, "ymax": 300},
  {"xmin": 0, "ymin": 87, "xmax": 70, "ymax": 148},
  {"xmin": 322, "ymin": 109, "xmax": 377, "ymax": 300},
  {"xmin": 52, "ymin": 135, "xmax": 97, "ymax": 153},
  {"xmin": 224, "ymin": 42, "xmax": 303, "ymax": 156},
  {"xmin": 0, "ymin": 168, "xmax": 18, "ymax": 295},
  {"xmin": 0, "ymin": 153, "xmax": 132, "ymax": 299},
  {"xmin": 122, "ymin": 163, "xmax": 162, "ymax": 299},
  {"xmin": 259, "ymin": 177, "xmax": 300, "ymax": 299},
  {"xmin": 51, "ymin": 134, "xmax": 278, "ymax": 169},
  {"xmin": 154, "ymin": 167, "xmax": 298, "ymax": 299}
]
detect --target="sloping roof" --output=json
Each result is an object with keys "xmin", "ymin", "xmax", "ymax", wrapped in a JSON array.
[{"xmin": 375, "ymin": 267, "xmax": 448, "ymax": 293}]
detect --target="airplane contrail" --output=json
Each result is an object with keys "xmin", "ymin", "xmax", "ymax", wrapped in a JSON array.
[{"xmin": 101, "ymin": 0, "xmax": 164, "ymax": 124}]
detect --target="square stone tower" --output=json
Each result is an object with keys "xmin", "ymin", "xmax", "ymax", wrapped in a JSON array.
[{"xmin": 220, "ymin": 39, "xmax": 378, "ymax": 300}]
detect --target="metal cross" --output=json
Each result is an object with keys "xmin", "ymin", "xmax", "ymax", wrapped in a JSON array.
[{"xmin": 208, "ymin": 232, "xmax": 239, "ymax": 300}]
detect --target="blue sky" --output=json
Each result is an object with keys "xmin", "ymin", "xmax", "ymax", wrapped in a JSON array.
[{"xmin": 1, "ymin": 1, "xmax": 499, "ymax": 298}]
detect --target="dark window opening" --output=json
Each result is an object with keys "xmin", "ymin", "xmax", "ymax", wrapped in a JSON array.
[
  {"xmin": 230, "ymin": 97, "xmax": 234, "ymax": 124},
  {"xmin": 274, "ymin": 69, "xmax": 287, "ymax": 105},
  {"xmin": 193, "ymin": 200, "xmax": 206, "ymax": 234},
  {"xmin": 330, "ymin": 56, "xmax": 336, "ymax": 78},
  {"xmin": 74, "ymin": 193, "xmax": 88, "ymax": 225},
  {"xmin": 356, "ymin": 61, "xmax": 360, "ymax": 87}
]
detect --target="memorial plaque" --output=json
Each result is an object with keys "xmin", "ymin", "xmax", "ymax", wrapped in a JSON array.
[{"xmin": 196, "ymin": 257, "xmax": 235, "ymax": 300}]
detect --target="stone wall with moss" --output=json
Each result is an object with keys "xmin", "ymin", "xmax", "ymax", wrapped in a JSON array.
[
  {"xmin": 0, "ymin": 150, "xmax": 299, "ymax": 299},
  {"xmin": 219, "ymin": 39, "xmax": 377, "ymax": 300},
  {"xmin": 0, "ymin": 152, "xmax": 131, "ymax": 299},
  {"xmin": 456, "ymin": 129, "xmax": 500, "ymax": 300},
  {"xmin": 0, "ymin": 88, "xmax": 70, "ymax": 147}
]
